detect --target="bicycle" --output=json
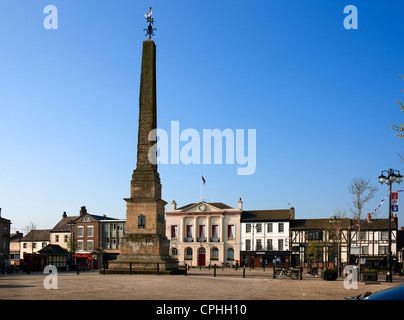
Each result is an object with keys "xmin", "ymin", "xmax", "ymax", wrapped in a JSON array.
[{"xmin": 275, "ymin": 268, "xmax": 299, "ymax": 280}]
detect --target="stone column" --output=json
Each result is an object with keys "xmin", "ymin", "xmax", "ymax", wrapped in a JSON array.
[{"xmin": 193, "ymin": 216, "xmax": 198, "ymax": 242}]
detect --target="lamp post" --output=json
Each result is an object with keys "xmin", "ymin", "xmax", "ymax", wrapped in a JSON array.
[{"xmin": 378, "ymin": 169, "xmax": 403, "ymax": 282}]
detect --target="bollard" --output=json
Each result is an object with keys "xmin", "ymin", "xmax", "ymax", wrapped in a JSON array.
[
  {"xmin": 273, "ymin": 265, "xmax": 275, "ymax": 279},
  {"xmin": 185, "ymin": 263, "xmax": 187, "ymax": 276},
  {"xmin": 157, "ymin": 263, "xmax": 159, "ymax": 276},
  {"xmin": 214, "ymin": 264, "xmax": 217, "ymax": 277},
  {"xmin": 77, "ymin": 267, "xmax": 80, "ymax": 275},
  {"xmin": 130, "ymin": 262, "xmax": 132, "ymax": 275},
  {"xmin": 243, "ymin": 265, "xmax": 246, "ymax": 278},
  {"xmin": 103, "ymin": 264, "xmax": 106, "ymax": 275},
  {"xmin": 300, "ymin": 267, "xmax": 303, "ymax": 280}
]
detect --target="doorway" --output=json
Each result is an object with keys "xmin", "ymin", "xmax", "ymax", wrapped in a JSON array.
[{"xmin": 198, "ymin": 247, "xmax": 206, "ymax": 266}]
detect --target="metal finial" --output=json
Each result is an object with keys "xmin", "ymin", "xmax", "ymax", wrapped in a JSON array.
[{"xmin": 144, "ymin": 7, "xmax": 156, "ymax": 39}]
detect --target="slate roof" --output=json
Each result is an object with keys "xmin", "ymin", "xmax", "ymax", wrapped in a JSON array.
[
  {"xmin": 358, "ymin": 219, "xmax": 397, "ymax": 230},
  {"xmin": 290, "ymin": 219, "xmax": 349, "ymax": 230},
  {"xmin": 241, "ymin": 210, "xmax": 291, "ymax": 222},
  {"xmin": 51, "ymin": 216, "xmax": 80, "ymax": 232},
  {"xmin": 290, "ymin": 218, "xmax": 394, "ymax": 231},
  {"xmin": 21, "ymin": 229, "xmax": 51, "ymax": 242},
  {"xmin": 38, "ymin": 244, "xmax": 68, "ymax": 254}
]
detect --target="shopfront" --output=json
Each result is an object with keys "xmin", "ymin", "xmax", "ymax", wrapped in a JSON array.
[
  {"xmin": 241, "ymin": 251, "xmax": 291, "ymax": 268},
  {"xmin": 74, "ymin": 253, "xmax": 99, "ymax": 269}
]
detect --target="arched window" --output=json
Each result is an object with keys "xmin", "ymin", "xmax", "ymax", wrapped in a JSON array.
[
  {"xmin": 227, "ymin": 248, "xmax": 234, "ymax": 260},
  {"xmin": 211, "ymin": 247, "xmax": 219, "ymax": 260},
  {"xmin": 171, "ymin": 248, "xmax": 178, "ymax": 257},
  {"xmin": 185, "ymin": 247, "xmax": 193, "ymax": 260}
]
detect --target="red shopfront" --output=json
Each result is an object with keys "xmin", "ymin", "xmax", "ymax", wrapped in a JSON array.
[{"xmin": 74, "ymin": 253, "xmax": 99, "ymax": 269}]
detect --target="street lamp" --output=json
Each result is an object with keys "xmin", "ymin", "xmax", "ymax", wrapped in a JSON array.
[{"xmin": 378, "ymin": 169, "xmax": 403, "ymax": 282}]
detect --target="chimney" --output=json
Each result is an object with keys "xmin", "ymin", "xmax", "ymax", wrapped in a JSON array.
[
  {"xmin": 394, "ymin": 214, "xmax": 398, "ymax": 229},
  {"xmin": 289, "ymin": 207, "xmax": 295, "ymax": 220},
  {"xmin": 63, "ymin": 211, "xmax": 67, "ymax": 219},
  {"xmin": 171, "ymin": 200, "xmax": 177, "ymax": 210},
  {"xmin": 238, "ymin": 197, "xmax": 243, "ymax": 210},
  {"xmin": 80, "ymin": 206, "xmax": 87, "ymax": 216}
]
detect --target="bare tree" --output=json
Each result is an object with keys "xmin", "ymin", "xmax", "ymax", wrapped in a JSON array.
[
  {"xmin": 23, "ymin": 221, "xmax": 38, "ymax": 255},
  {"xmin": 348, "ymin": 178, "xmax": 378, "ymax": 277}
]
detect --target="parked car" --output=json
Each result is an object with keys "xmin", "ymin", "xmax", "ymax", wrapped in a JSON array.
[{"xmin": 345, "ymin": 284, "xmax": 404, "ymax": 300}]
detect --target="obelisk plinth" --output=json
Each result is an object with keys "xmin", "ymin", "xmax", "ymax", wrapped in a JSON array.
[{"xmin": 106, "ymin": 11, "xmax": 181, "ymax": 274}]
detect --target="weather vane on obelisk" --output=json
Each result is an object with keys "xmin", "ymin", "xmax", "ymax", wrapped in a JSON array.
[{"xmin": 144, "ymin": 7, "xmax": 156, "ymax": 39}]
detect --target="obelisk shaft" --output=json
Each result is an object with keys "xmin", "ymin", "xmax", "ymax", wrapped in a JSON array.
[
  {"xmin": 136, "ymin": 39, "xmax": 157, "ymax": 172},
  {"xmin": 130, "ymin": 39, "xmax": 162, "ymax": 201}
]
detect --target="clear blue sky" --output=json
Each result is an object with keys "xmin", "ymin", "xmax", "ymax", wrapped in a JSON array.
[{"xmin": 1, "ymin": 0, "xmax": 404, "ymax": 232}]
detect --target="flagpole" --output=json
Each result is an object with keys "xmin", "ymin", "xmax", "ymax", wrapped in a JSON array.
[{"xmin": 201, "ymin": 175, "xmax": 203, "ymax": 202}]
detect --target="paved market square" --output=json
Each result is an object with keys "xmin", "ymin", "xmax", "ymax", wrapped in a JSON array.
[{"xmin": 1, "ymin": 268, "xmax": 403, "ymax": 300}]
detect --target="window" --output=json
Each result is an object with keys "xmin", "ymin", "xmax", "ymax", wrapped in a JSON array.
[
  {"xmin": 227, "ymin": 248, "xmax": 234, "ymax": 260},
  {"xmin": 81, "ymin": 216, "xmax": 91, "ymax": 222},
  {"xmin": 55, "ymin": 235, "xmax": 59, "ymax": 242},
  {"xmin": 186, "ymin": 225, "xmax": 193, "ymax": 240},
  {"xmin": 64, "ymin": 235, "xmax": 68, "ymax": 243},
  {"xmin": 278, "ymin": 239, "xmax": 284, "ymax": 251},
  {"xmin": 278, "ymin": 223, "xmax": 284, "ymax": 233},
  {"xmin": 256, "ymin": 223, "xmax": 262, "ymax": 233},
  {"xmin": 23, "ymin": 243, "xmax": 27, "ymax": 249},
  {"xmin": 211, "ymin": 247, "xmax": 219, "ymax": 260},
  {"xmin": 256, "ymin": 239, "xmax": 262, "ymax": 250},
  {"xmin": 360, "ymin": 232, "xmax": 366, "ymax": 240},
  {"xmin": 307, "ymin": 231, "xmax": 322, "ymax": 241},
  {"xmin": 78, "ymin": 240, "xmax": 83, "ymax": 251},
  {"xmin": 87, "ymin": 226, "xmax": 94, "ymax": 238},
  {"xmin": 267, "ymin": 223, "xmax": 273, "ymax": 233},
  {"xmin": 246, "ymin": 239, "xmax": 251, "ymax": 251},
  {"xmin": 267, "ymin": 239, "xmax": 273, "ymax": 251},
  {"xmin": 361, "ymin": 246, "xmax": 368, "ymax": 254},
  {"xmin": 211, "ymin": 225, "xmax": 219, "ymax": 241},
  {"xmin": 381, "ymin": 231, "xmax": 388, "ymax": 241},
  {"xmin": 138, "ymin": 215, "xmax": 145, "ymax": 229},
  {"xmin": 87, "ymin": 240, "xmax": 93, "ymax": 251},
  {"xmin": 171, "ymin": 225, "xmax": 178, "ymax": 239},
  {"xmin": 379, "ymin": 246, "xmax": 388, "ymax": 254},
  {"xmin": 78, "ymin": 226, "xmax": 84, "ymax": 237},
  {"xmin": 246, "ymin": 224, "xmax": 252, "ymax": 233},
  {"xmin": 171, "ymin": 248, "xmax": 178, "ymax": 257},
  {"xmin": 228, "ymin": 225, "xmax": 235, "ymax": 239},
  {"xmin": 199, "ymin": 225, "xmax": 206, "ymax": 241},
  {"xmin": 185, "ymin": 247, "xmax": 193, "ymax": 260}
]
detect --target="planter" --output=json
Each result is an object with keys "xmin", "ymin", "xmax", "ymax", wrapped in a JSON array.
[
  {"xmin": 322, "ymin": 271, "xmax": 338, "ymax": 281},
  {"xmin": 361, "ymin": 272, "xmax": 378, "ymax": 282}
]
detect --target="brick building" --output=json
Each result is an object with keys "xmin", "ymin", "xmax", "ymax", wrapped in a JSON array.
[{"xmin": 0, "ymin": 209, "xmax": 11, "ymax": 267}]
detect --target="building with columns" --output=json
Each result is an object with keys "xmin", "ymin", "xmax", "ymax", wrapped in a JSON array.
[{"xmin": 165, "ymin": 199, "xmax": 242, "ymax": 267}]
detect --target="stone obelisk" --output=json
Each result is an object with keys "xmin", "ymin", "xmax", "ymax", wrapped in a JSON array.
[{"xmin": 107, "ymin": 9, "xmax": 181, "ymax": 274}]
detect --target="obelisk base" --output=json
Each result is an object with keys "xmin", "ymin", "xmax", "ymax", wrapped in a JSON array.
[{"xmin": 104, "ymin": 234, "xmax": 184, "ymax": 274}]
